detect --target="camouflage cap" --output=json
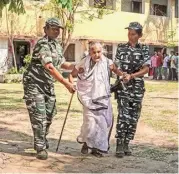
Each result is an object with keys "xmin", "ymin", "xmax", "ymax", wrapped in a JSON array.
[
  {"xmin": 45, "ymin": 17, "xmax": 64, "ymax": 29},
  {"xmin": 125, "ymin": 22, "xmax": 143, "ymax": 30}
]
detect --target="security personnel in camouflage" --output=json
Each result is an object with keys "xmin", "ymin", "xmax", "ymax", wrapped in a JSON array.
[
  {"xmin": 23, "ymin": 18, "xmax": 75, "ymax": 160},
  {"xmin": 114, "ymin": 22, "xmax": 150, "ymax": 158}
]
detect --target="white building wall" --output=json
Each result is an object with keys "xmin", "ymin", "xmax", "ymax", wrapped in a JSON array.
[
  {"xmin": 0, "ymin": 39, "xmax": 8, "ymax": 74},
  {"xmin": 112, "ymin": 43, "xmax": 118, "ymax": 61},
  {"xmin": 151, "ymin": 0, "xmax": 168, "ymax": 6},
  {"xmin": 75, "ymin": 40, "xmax": 84, "ymax": 62}
]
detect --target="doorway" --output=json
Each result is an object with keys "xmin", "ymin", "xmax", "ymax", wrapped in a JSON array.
[{"xmin": 13, "ymin": 40, "xmax": 30, "ymax": 70}]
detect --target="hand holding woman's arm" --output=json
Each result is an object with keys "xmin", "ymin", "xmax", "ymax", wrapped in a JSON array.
[{"xmin": 44, "ymin": 63, "xmax": 75, "ymax": 93}]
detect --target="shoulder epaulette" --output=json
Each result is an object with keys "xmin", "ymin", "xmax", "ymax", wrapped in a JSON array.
[
  {"xmin": 37, "ymin": 37, "xmax": 49, "ymax": 45},
  {"xmin": 117, "ymin": 43, "xmax": 126, "ymax": 47}
]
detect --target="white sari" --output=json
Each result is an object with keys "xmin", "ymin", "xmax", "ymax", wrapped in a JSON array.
[{"xmin": 76, "ymin": 55, "xmax": 113, "ymax": 152}]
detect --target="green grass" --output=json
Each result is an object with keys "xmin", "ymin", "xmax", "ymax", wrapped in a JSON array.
[
  {"xmin": 0, "ymin": 81, "xmax": 178, "ymax": 136},
  {"xmin": 141, "ymin": 106, "xmax": 178, "ymax": 134},
  {"xmin": 0, "ymin": 84, "xmax": 24, "ymax": 110},
  {"xmin": 145, "ymin": 81, "xmax": 178, "ymax": 93},
  {"xmin": 142, "ymin": 115, "xmax": 178, "ymax": 134}
]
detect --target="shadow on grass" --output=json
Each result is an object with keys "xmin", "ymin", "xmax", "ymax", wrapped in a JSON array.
[
  {"xmin": 0, "ymin": 96, "xmax": 23, "ymax": 102},
  {"xmin": 0, "ymin": 127, "xmax": 178, "ymax": 173},
  {"xmin": 0, "ymin": 89, "xmax": 23, "ymax": 94},
  {"xmin": 0, "ymin": 89, "xmax": 82, "ymax": 113},
  {"xmin": 0, "ymin": 88, "xmax": 24, "ymax": 109},
  {"xmin": 151, "ymin": 97, "xmax": 178, "ymax": 100},
  {"xmin": 0, "ymin": 99, "xmax": 82, "ymax": 114}
]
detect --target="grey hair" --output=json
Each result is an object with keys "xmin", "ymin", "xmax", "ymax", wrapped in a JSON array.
[{"xmin": 89, "ymin": 42, "xmax": 104, "ymax": 52}]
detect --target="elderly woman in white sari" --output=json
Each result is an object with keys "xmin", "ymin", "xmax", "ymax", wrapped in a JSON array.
[{"xmin": 69, "ymin": 42, "xmax": 123, "ymax": 157}]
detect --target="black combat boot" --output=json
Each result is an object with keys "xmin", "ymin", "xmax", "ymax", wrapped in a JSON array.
[
  {"xmin": 46, "ymin": 123, "xmax": 51, "ymax": 149},
  {"xmin": 34, "ymin": 139, "xmax": 49, "ymax": 150},
  {"xmin": 45, "ymin": 138, "xmax": 49, "ymax": 149},
  {"xmin": 36, "ymin": 149, "xmax": 48, "ymax": 160},
  {"xmin": 123, "ymin": 141, "xmax": 132, "ymax": 156},
  {"xmin": 116, "ymin": 139, "xmax": 124, "ymax": 158}
]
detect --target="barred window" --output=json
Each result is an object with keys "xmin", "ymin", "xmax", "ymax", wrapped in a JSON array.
[
  {"xmin": 121, "ymin": 0, "xmax": 143, "ymax": 14},
  {"xmin": 89, "ymin": 0, "xmax": 115, "ymax": 10},
  {"xmin": 104, "ymin": 44, "xmax": 113, "ymax": 60},
  {"xmin": 175, "ymin": 0, "xmax": 178, "ymax": 18},
  {"xmin": 150, "ymin": 0, "xmax": 168, "ymax": 16}
]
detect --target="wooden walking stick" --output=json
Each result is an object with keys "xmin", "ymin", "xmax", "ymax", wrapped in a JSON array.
[
  {"xmin": 56, "ymin": 93, "xmax": 74, "ymax": 152},
  {"xmin": 108, "ymin": 114, "xmax": 114, "ymax": 150}
]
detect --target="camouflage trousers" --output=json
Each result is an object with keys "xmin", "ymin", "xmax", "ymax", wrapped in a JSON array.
[
  {"xmin": 115, "ymin": 97, "xmax": 142, "ymax": 144},
  {"xmin": 23, "ymin": 76, "xmax": 57, "ymax": 151}
]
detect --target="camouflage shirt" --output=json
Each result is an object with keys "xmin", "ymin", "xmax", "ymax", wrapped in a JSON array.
[
  {"xmin": 114, "ymin": 42, "xmax": 150, "ymax": 102},
  {"xmin": 25, "ymin": 36, "xmax": 65, "ymax": 85}
]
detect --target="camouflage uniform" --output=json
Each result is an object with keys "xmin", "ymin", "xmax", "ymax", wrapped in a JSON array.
[
  {"xmin": 114, "ymin": 22, "xmax": 150, "ymax": 144},
  {"xmin": 23, "ymin": 18, "xmax": 65, "ymax": 152}
]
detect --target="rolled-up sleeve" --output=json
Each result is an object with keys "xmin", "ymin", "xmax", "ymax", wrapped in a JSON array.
[
  {"xmin": 39, "ymin": 43, "xmax": 52, "ymax": 66},
  {"xmin": 61, "ymin": 56, "xmax": 66, "ymax": 65}
]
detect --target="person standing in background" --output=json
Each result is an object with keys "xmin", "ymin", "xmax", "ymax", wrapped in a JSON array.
[
  {"xmin": 174, "ymin": 52, "xmax": 179, "ymax": 80},
  {"xmin": 162, "ymin": 53, "xmax": 170, "ymax": 80},
  {"xmin": 151, "ymin": 52, "xmax": 158, "ymax": 80},
  {"xmin": 156, "ymin": 49, "xmax": 164, "ymax": 80},
  {"xmin": 170, "ymin": 52, "xmax": 178, "ymax": 81},
  {"xmin": 168, "ymin": 51, "xmax": 175, "ymax": 80}
]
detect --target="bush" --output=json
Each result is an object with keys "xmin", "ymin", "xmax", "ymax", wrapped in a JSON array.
[
  {"xmin": 3, "ymin": 74, "xmax": 23, "ymax": 83},
  {"xmin": 19, "ymin": 67, "xmax": 26, "ymax": 74},
  {"xmin": 23, "ymin": 54, "xmax": 32, "ymax": 69},
  {"xmin": 6, "ymin": 54, "xmax": 32, "ymax": 75},
  {"xmin": 7, "ymin": 67, "xmax": 18, "ymax": 74},
  {"xmin": 3, "ymin": 54, "xmax": 32, "ymax": 83}
]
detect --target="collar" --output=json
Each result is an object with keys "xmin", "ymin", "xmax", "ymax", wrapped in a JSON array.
[
  {"xmin": 127, "ymin": 42, "xmax": 141, "ymax": 48},
  {"xmin": 44, "ymin": 35, "xmax": 58, "ymax": 43}
]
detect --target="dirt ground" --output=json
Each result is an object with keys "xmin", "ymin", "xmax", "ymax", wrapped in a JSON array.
[{"xmin": 0, "ymin": 80, "xmax": 178, "ymax": 173}]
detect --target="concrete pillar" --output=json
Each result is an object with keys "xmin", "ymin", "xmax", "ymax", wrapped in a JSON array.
[
  {"xmin": 142, "ymin": 0, "xmax": 145, "ymax": 14},
  {"xmin": 167, "ymin": 0, "xmax": 175, "ymax": 18},
  {"xmin": 144, "ymin": 0, "xmax": 150, "ymax": 16},
  {"xmin": 112, "ymin": 43, "xmax": 118, "ymax": 61},
  {"xmin": 75, "ymin": 40, "xmax": 89, "ymax": 62},
  {"xmin": 116, "ymin": 0, "xmax": 121, "ymax": 11}
]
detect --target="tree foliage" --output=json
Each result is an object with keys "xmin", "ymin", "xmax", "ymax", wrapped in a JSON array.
[
  {"xmin": 0, "ymin": 0, "xmax": 26, "ymax": 69},
  {"xmin": 0, "ymin": 0, "xmax": 25, "ymax": 17},
  {"xmin": 42, "ymin": 0, "xmax": 113, "ymax": 52},
  {"xmin": 57, "ymin": 0, "xmax": 73, "ymax": 11},
  {"xmin": 167, "ymin": 29, "xmax": 176, "ymax": 47}
]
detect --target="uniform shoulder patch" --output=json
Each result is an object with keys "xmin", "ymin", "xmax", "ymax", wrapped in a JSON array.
[
  {"xmin": 117, "ymin": 43, "xmax": 128, "ymax": 50},
  {"xmin": 37, "ymin": 37, "xmax": 49, "ymax": 45},
  {"xmin": 117, "ymin": 43, "xmax": 126, "ymax": 47}
]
